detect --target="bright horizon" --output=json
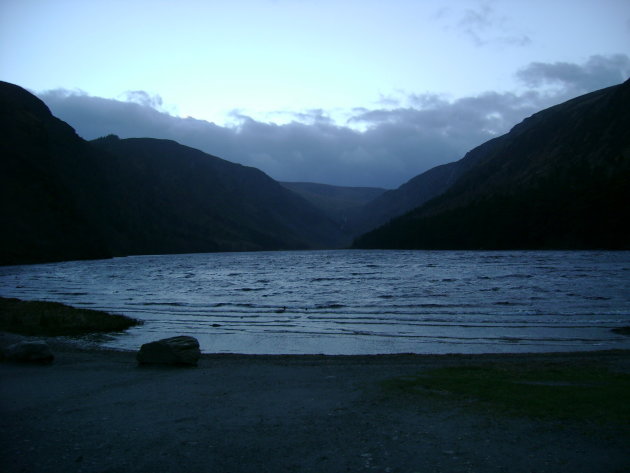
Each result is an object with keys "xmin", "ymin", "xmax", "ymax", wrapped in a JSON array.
[{"xmin": 2, "ymin": 0, "xmax": 629, "ymax": 187}]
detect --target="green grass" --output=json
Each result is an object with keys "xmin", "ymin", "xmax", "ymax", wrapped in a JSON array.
[
  {"xmin": 0, "ymin": 297, "xmax": 140, "ymax": 336},
  {"xmin": 383, "ymin": 362, "xmax": 630, "ymax": 425}
]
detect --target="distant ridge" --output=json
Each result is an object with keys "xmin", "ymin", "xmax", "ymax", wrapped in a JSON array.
[
  {"xmin": 280, "ymin": 181, "xmax": 386, "ymax": 230},
  {"xmin": 354, "ymin": 80, "xmax": 630, "ymax": 249}
]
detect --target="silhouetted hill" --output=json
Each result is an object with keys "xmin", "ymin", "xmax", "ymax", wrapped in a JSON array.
[
  {"xmin": 0, "ymin": 81, "xmax": 344, "ymax": 264},
  {"xmin": 0, "ymin": 81, "xmax": 112, "ymax": 264},
  {"xmin": 91, "ymin": 136, "xmax": 345, "ymax": 254},
  {"xmin": 345, "ymin": 131, "xmax": 507, "ymax": 237},
  {"xmin": 280, "ymin": 181, "xmax": 385, "ymax": 230},
  {"xmin": 354, "ymin": 80, "xmax": 630, "ymax": 249},
  {"xmin": 346, "ymin": 162, "xmax": 459, "ymax": 236}
]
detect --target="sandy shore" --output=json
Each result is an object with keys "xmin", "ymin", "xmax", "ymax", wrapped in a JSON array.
[{"xmin": 1, "ymin": 334, "xmax": 629, "ymax": 473}]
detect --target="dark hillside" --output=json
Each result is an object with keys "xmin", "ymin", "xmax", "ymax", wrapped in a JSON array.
[
  {"xmin": 0, "ymin": 81, "xmax": 111, "ymax": 264},
  {"xmin": 347, "ymin": 162, "xmax": 459, "ymax": 236},
  {"xmin": 346, "ymin": 130, "xmax": 507, "ymax": 237},
  {"xmin": 91, "ymin": 137, "xmax": 345, "ymax": 254},
  {"xmin": 354, "ymin": 80, "xmax": 630, "ymax": 249}
]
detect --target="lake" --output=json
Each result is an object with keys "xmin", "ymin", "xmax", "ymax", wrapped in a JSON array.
[{"xmin": 1, "ymin": 250, "xmax": 629, "ymax": 354}]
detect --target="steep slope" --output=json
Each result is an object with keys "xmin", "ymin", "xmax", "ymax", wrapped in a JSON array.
[
  {"xmin": 0, "ymin": 81, "xmax": 112, "ymax": 264},
  {"xmin": 0, "ymin": 81, "xmax": 344, "ymax": 265},
  {"xmin": 354, "ymin": 80, "xmax": 630, "ymax": 250},
  {"xmin": 347, "ymin": 161, "xmax": 459, "ymax": 236},
  {"xmin": 280, "ymin": 181, "xmax": 385, "ymax": 228},
  {"xmin": 346, "ymin": 130, "xmax": 506, "ymax": 237},
  {"xmin": 91, "ymin": 136, "xmax": 345, "ymax": 254}
]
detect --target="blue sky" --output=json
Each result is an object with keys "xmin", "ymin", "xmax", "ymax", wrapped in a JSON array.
[{"xmin": 2, "ymin": 0, "xmax": 629, "ymax": 187}]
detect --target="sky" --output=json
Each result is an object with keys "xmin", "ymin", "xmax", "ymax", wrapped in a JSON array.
[{"xmin": 1, "ymin": 0, "xmax": 629, "ymax": 188}]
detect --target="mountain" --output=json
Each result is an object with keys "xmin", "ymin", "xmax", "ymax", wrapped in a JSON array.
[
  {"xmin": 280, "ymin": 181, "xmax": 386, "ymax": 229},
  {"xmin": 5, "ymin": 78, "xmax": 628, "ymax": 263},
  {"xmin": 0, "ymin": 81, "xmax": 344, "ymax": 265},
  {"xmin": 354, "ymin": 80, "xmax": 630, "ymax": 250},
  {"xmin": 90, "ymin": 136, "xmax": 345, "ymax": 254},
  {"xmin": 0, "ymin": 81, "xmax": 112, "ymax": 264},
  {"xmin": 343, "ymin": 132, "xmax": 508, "ymax": 237},
  {"xmin": 346, "ymin": 162, "xmax": 460, "ymax": 236}
]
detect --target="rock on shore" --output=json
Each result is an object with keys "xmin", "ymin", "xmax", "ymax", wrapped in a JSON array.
[
  {"xmin": 2, "ymin": 340, "xmax": 54, "ymax": 363},
  {"xmin": 136, "ymin": 336, "xmax": 201, "ymax": 366}
]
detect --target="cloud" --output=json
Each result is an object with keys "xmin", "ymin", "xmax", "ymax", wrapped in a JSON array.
[
  {"xmin": 36, "ymin": 55, "xmax": 629, "ymax": 189},
  {"xmin": 442, "ymin": 0, "xmax": 531, "ymax": 47},
  {"xmin": 516, "ymin": 54, "xmax": 630, "ymax": 95},
  {"xmin": 121, "ymin": 90, "xmax": 164, "ymax": 109}
]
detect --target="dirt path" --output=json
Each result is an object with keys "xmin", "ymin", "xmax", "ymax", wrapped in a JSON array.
[{"xmin": 1, "ymin": 342, "xmax": 629, "ymax": 472}]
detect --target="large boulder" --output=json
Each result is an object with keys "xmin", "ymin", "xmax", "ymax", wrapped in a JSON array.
[
  {"xmin": 137, "ymin": 336, "xmax": 201, "ymax": 366},
  {"xmin": 3, "ymin": 341, "xmax": 54, "ymax": 363}
]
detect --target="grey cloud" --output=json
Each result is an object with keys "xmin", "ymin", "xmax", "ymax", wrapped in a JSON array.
[
  {"xmin": 517, "ymin": 54, "xmax": 630, "ymax": 94},
  {"xmin": 122, "ymin": 90, "xmax": 164, "ymax": 109},
  {"xmin": 350, "ymin": 90, "xmax": 546, "ymax": 151},
  {"xmin": 37, "ymin": 55, "xmax": 629, "ymax": 189},
  {"xmin": 459, "ymin": 3, "xmax": 494, "ymax": 35},
  {"xmin": 289, "ymin": 109, "xmax": 335, "ymax": 126},
  {"xmin": 38, "ymin": 88, "xmax": 490, "ymax": 188},
  {"xmin": 449, "ymin": 1, "xmax": 531, "ymax": 47}
]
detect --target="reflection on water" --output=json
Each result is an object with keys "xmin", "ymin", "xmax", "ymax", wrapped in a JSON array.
[{"xmin": 1, "ymin": 250, "xmax": 629, "ymax": 354}]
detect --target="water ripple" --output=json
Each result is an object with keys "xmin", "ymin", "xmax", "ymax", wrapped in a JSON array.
[{"xmin": 1, "ymin": 250, "xmax": 629, "ymax": 354}]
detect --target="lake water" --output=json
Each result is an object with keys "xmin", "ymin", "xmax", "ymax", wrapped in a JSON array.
[{"xmin": 1, "ymin": 250, "xmax": 629, "ymax": 355}]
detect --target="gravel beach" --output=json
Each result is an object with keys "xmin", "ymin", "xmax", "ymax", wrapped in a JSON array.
[{"xmin": 1, "ymin": 335, "xmax": 629, "ymax": 473}]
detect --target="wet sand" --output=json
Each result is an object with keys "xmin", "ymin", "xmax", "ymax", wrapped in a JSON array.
[{"xmin": 1, "ymin": 334, "xmax": 629, "ymax": 473}]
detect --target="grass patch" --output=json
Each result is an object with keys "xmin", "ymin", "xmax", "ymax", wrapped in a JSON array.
[
  {"xmin": 383, "ymin": 362, "xmax": 630, "ymax": 425},
  {"xmin": 0, "ymin": 297, "xmax": 141, "ymax": 336}
]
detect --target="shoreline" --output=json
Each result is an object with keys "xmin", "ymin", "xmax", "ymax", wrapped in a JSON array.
[{"xmin": 3, "ymin": 328, "xmax": 630, "ymax": 361}]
